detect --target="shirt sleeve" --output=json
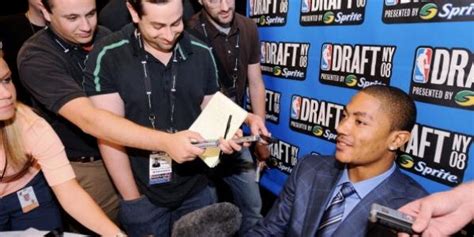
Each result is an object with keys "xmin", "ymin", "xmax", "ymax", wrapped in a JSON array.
[
  {"xmin": 21, "ymin": 107, "xmax": 76, "ymax": 186},
  {"xmin": 17, "ymin": 45, "xmax": 86, "ymax": 113},
  {"xmin": 248, "ymin": 21, "xmax": 261, "ymax": 65},
  {"xmin": 83, "ymin": 40, "xmax": 121, "ymax": 96}
]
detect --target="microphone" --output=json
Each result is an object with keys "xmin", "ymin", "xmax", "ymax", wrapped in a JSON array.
[{"xmin": 172, "ymin": 202, "xmax": 242, "ymax": 237}]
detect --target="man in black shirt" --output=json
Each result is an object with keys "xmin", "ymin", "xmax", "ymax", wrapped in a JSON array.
[
  {"xmin": 83, "ymin": 0, "xmax": 268, "ymax": 236},
  {"xmin": 17, "ymin": 0, "xmax": 121, "ymax": 232}
]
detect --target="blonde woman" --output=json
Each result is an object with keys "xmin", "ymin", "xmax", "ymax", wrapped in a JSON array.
[{"xmin": 0, "ymin": 58, "xmax": 123, "ymax": 236}]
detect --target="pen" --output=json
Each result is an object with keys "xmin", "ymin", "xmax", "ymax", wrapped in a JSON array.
[{"xmin": 223, "ymin": 115, "xmax": 232, "ymax": 139}]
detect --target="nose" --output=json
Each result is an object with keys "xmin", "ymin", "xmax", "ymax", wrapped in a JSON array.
[
  {"xmin": 163, "ymin": 27, "xmax": 174, "ymax": 42},
  {"xmin": 336, "ymin": 116, "xmax": 350, "ymax": 136},
  {"xmin": 79, "ymin": 17, "xmax": 92, "ymax": 32},
  {"xmin": 0, "ymin": 84, "xmax": 12, "ymax": 100},
  {"xmin": 220, "ymin": 0, "xmax": 230, "ymax": 11}
]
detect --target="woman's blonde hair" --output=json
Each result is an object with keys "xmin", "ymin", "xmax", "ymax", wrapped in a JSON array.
[{"xmin": 1, "ymin": 103, "xmax": 29, "ymax": 172}]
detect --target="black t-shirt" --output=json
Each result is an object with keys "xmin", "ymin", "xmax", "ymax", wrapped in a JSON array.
[
  {"xmin": 17, "ymin": 26, "xmax": 111, "ymax": 158},
  {"xmin": 84, "ymin": 23, "xmax": 219, "ymax": 208},
  {"xmin": 0, "ymin": 13, "xmax": 44, "ymax": 105}
]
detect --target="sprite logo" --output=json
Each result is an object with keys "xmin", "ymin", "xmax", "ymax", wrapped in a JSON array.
[
  {"xmin": 312, "ymin": 126, "xmax": 324, "ymax": 136},
  {"xmin": 259, "ymin": 16, "xmax": 266, "ymax": 25},
  {"xmin": 419, "ymin": 3, "xmax": 438, "ymax": 20},
  {"xmin": 345, "ymin": 75, "xmax": 358, "ymax": 87},
  {"xmin": 273, "ymin": 66, "xmax": 282, "ymax": 76},
  {"xmin": 454, "ymin": 90, "xmax": 474, "ymax": 107},
  {"xmin": 323, "ymin": 12, "xmax": 335, "ymax": 24},
  {"xmin": 398, "ymin": 154, "xmax": 415, "ymax": 169}
]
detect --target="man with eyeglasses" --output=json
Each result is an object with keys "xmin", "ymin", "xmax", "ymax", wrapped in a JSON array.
[{"xmin": 188, "ymin": 0, "xmax": 268, "ymax": 235}]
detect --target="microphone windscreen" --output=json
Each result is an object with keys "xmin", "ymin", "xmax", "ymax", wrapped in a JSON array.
[{"xmin": 172, "ymin": 202, "xmax": 242, "ymax": 237}]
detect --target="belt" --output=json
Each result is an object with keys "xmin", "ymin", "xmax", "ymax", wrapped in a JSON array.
[{"xmin": 69, "ymin": 156, "xmax": 102, "ymax": 163}]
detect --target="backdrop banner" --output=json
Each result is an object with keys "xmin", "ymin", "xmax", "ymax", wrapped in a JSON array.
[{"xmin": 246, "ymin": 0, "xmax": 474, "ymax": 196}]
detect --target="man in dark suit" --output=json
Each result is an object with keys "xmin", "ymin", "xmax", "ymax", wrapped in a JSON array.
[{"xmin": 247, "ymin": 85, "xmax": 428, "ymax": 237}]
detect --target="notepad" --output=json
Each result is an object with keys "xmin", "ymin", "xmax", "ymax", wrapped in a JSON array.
[{"xmin": 189, "ymin": 92, "xmax": 248, "ymax": 167}]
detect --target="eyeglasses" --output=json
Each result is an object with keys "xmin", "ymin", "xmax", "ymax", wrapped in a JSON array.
[{"xmin": 206, "ymin": 0, "xmax": 233, "ymax": 5}]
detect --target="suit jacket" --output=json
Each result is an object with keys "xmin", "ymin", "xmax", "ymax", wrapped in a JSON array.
[{"xmin": 247, "ymin": 155, "xmax": 428, "ymax": 237}]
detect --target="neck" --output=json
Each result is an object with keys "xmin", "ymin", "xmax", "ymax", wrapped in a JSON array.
[
  {"xmin": 26, "ymin": 8, "xmax": 46, "ymax": 27},
  {"xmin": 347, "ymin": 156, "xmax": 394, "ymax": 183},
  {"xmin": 204, "ymin": 11, "xmax": 232, "ymax": 30},
  {"xmin": 143, "ymin": 41, "xmax": 173, "ymax": 66}
]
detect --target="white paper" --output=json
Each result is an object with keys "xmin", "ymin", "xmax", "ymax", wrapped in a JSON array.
[{"xmin": 189, "ymin": 92, "xmax": 248, "ymax": 167}]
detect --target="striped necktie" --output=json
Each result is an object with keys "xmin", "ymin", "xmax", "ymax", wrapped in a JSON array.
[{"xmin": 316, "ymin": 182, "xmax": 356, "ymax": 237}]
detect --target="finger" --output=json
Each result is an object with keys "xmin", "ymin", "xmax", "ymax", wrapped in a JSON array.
[
  {"xmin": 412, "ymin": 202, "xmax": 433, "ymax": 233},
  {"xmin": 228, "ymin": 139, "xmax": 242, "ymax": 151},
  {"xmin": 218, "ymin": 138, "xmax": 233, "ymax": 154},
  {"xmin": 184, "ymin": 130, "xmax": 204, "ymax": 141}
]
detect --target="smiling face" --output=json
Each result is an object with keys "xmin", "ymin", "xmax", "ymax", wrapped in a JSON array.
[
  {"xmin": 128, "ymin": 0, "xmax": 184, "ymax": 53},
  {"xmin": 199, "ymin": 0, "xmax": 235, "ymax": 27},
  {"xmin": 42, "ymin": 0, "xmax": 97, "ymax": 45},
  {"xmin": 0, "ymin": 58, "xmax": 16, "ymax": 121},
  {"xmin": 335, "ymin": 92, "xmax": 396, "ymax": 176}
]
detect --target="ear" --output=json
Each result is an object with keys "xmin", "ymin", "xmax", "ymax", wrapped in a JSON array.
[
  {"xmin": 38, "ymin": 1, "xmax": 51, "ymax": 22},
  {"xmin": 198, "ymin": 0, "xmax": 203, "ymax": 5},
  {"xmin": 387, "ymin": 130, "xmax": 411, "ymax": 151},
  {"xmin": 126, "ymin": 2, "xmax": 140, "ymax": 24}
]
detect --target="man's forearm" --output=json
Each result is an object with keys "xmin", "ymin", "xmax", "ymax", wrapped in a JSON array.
[
  {"xmin": 59, "ymin": 97, "xmax": 171, "ymax": 152},
  {"xmin": 98, "ymin": 140, "xmax": 141, "ymax": 200}
]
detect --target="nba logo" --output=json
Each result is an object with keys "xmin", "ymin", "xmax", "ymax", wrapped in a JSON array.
[
  {"xmin": 321, "ymin": 44, "xmax": 332, "ymax": 71},
  {"xmin": 385, "ymin": 0, "xmax": 398, "ymax": 6},
  {"xmin": 413, "ymin": 47, "xmax": 432, "ymax": 83},
  {"xmin": 291, "ymin": 96, "xmax": 301, "ymax": 119},
  {"xmin": 301, "ymin": 0, "xmax": 312, "ymax": 13}
]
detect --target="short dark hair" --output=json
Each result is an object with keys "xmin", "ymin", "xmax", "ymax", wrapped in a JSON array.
[
  {"xmin": 360, "ymin": 85, "xmax": 417, "ymax": 132},
  {"xmin": 127, "ymin": 0, "xmax": 175, "ymax": 18},
  {"xmin": 41, "ymin": 0, "xmax": 53, "ymax": 13}
]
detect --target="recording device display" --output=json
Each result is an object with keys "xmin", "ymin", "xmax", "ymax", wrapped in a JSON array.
[
  {"xmin": 192, "ymin": 135, "xmax": 277, "ymax": 149},
  {"xmin": 369, "ymin": 203, "xmax": 417, "ymax": 234}
]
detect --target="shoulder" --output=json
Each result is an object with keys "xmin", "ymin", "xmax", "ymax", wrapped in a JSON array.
[
  {"xmin": 94, "ymin": 24, "xmax": 132, "ymax": 49},
  {"xmin": 384, "ymin": 168, "xmax": 428, "ymax": 199},
  {"xmin": 186, "ymin": 12, "xmax": 202, "ymax": 29},
  {"xmin": 18, "ymin": 30, "xmax": 62, "ymax": 64},
  {"xmin": 235, "ymin": 13, "xmax": 258, "ymax": 30},
  {"xmin": 183, "ymin": 31, "xmax": 213, "ymax": 54},
  {"xmin": 292, "ymin": 155, "xmax": 340, "ymax": 177},
  {"xmin": 15, "ymin": 104, "xmax": 47, "ymax": 135}
]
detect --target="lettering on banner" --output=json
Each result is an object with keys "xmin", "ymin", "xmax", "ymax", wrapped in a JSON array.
[
  {"xmin": 383, "ymin": 0, "xmax": 474, "ymax": 24},
  {"xmin": 245, "ymin": 88, "xmax": 281, "ymax": 124},
  {"xmin": 410, "ymin": 46, "xmax": 474, "ymax": 110},
  {"xmin": 249, "ymin": 0, "xmax": 288, "ymax": 26},
  {"xmin": 319, "ymin": 43, "xmax": 396, "ymax": 90},
  {"xmin": 398, "ymin": 123, "xmax": 473, "ymax": 187},
  {"xmin": 300, "ymin": 0, "xmax": 366, "ymax": 26},
  {"xmin": 289, "ymin": 94, "xmax": 344, "ymax": 143},
  {"xmin": 268, "ymin": 138, "xmax": 300, "ymax": 174},
  {"xmin": 260, "ymin": 41, "xmax": 310, "ymax": 80}
]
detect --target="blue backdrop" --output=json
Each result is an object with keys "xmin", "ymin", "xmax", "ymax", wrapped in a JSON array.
[{"xmin": 246, "ymin": 0, "xmax": 474, "ymax": 195}]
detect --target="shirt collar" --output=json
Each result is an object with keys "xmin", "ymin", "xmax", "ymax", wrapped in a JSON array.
[
  {"xmin": 129, "ymin": 24, "xmax": 193, "ymax": 62},
  {"xmin": 46, "ymin": 26, "xmax": 88, "ymax": 53},
  {"xmin": 336, "ymin": 163, "xmax": 396, "ymax": 199}
]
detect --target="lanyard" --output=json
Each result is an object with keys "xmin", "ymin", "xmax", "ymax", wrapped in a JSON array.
[
  {"xmin": 200, "ymin": 21, "xmax": 240, "ymax": 88},
  {"xmin": 136, "ymin": 30, "xmax": 178, "ymax": 132}
]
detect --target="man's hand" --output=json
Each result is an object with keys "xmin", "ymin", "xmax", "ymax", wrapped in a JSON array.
[
  {"xmin": 245, "ymin": 113, "xmax": 269, "ymax": 137},
  {"xmin": 163, "ymin": 130, "xmax": 206, "ymax": 163},
  {"xmin": 398, "ymin": 187, "xmax": 474, "ymax": 237},
  {"xmin": 218, "ymin": 129, "xmax": 244, "ymax": 154}
]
